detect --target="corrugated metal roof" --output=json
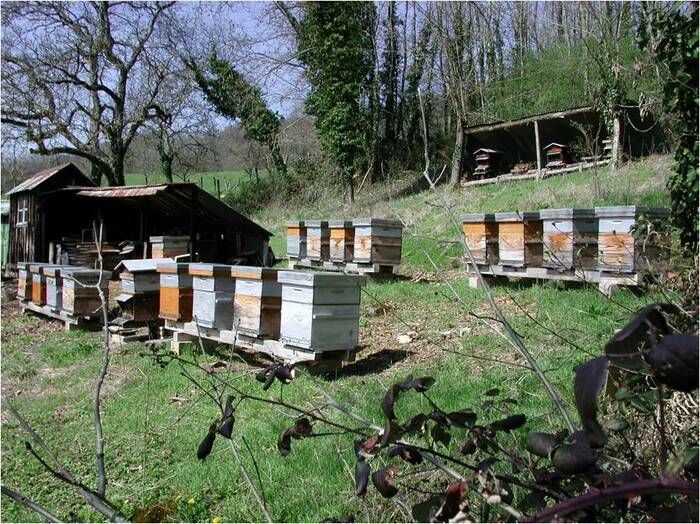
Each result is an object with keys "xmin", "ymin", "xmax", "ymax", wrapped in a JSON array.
[
  {"xmin": 76, "ymin": 185, "xmax": 169, "ymax": 198},
  {"xmin": 6, "ymin": 164, "xmax": 73, "ymax": 195}
]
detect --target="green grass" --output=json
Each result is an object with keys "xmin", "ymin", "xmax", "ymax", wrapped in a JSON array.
[
  {"xmin": 1, "ymin": 155, "xmax": 678, "ymax": 522},
  {"xmin": 123, "ymin": 170, "xmax": 265, "ymax": 198}
]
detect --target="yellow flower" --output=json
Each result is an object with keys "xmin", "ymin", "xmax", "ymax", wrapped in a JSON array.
[
  {"xmin": 212, "ymin": 518, "xmax": 222, "ymax": 524},
  {"xmin": 175, "ymin": 495, "xmax": 182, "ymax": 502},
  {"xmin": 187, "ymin": 497, "xmax": 195, "ymax": 505}
]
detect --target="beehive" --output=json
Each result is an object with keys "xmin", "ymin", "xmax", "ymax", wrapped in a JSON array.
[
  {"xmin": 461, "ymin": 213, "xmax": 498, "ymax": 264},
  {"xmin": 116, "ymin": 259, "xmax": 172, "ymax": 294},
  {"xmin": 62, "ymin": 269, "xmax": 111, "ymax": 316},
  {"xmin": 17, "ymin": 262, "xmax": 34, "ymax": 301},
  {"xmin": 189, "ymin": 263, "xmax": 235, "ymax": 329},
  {"xmin": 306, "ymin": 220, "xmax": 330, "ymax": 261},
  {"xmin": 594, "ymin": 206, "xmax": 670, "ymax": 273},
  {"xmin": 541, "ymin": 208, "xmax": 597, "ymax": 270},
  {"xmin": 495, "ymin": 212, "xmax": 543, "ymax": 267},
  {"xmin": 278, "ymin": 271, "xmax": 366, "ymax": 351},
  {"xmin": 29, "ymin": 263, "xmax": 61, "ymax": 306},
  {"xmin": 157, "ymin": 262, "xmax": 194, "ymax": 322},
  {"xmin": 43, "ymin": 265, "xmax": 86, "ymax": 312},
  {"xmin": 149, "ymin": 236, "xmax": 190, "ymax": 259},
  {"xmin": 285, "ymin": 221, "xmax": 307, "ymax": 260},
  {"xmin": 231, "ymin": 266, "xmax": 281, "ymax": 338},
  {"xmin": 329, "ymin": 220, "xmax": 354, "ymax": 262},
  {"xmin": 352, "ymin": 218, "xmax": 403, "ymax": 265}
]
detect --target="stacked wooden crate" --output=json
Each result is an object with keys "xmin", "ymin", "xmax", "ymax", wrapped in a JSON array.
[
  {"xmin": 461, "ymin": 213, "xmax": 499, "ymax": 264},
  {"xmin": 115, "ymin": 259, "xmax": 171, "ymax": 322},
  {"xmin": 231, "ymin": 266, "xmax": 281, "ymax": 339},
  {"xmin": 150, "ymin": 236, "xmax": 190, "ymax": 259},
  {"xmin": 189, "ymin": 263, "xmax": 235, "ymax": 329},
  {"xmin": 157, "ymin": 262, "xmax": 194, "ymax": 322},
  {"xmin": 287, "ymin": 218, "xmax": 403, "ymax": 274},
  {"xmin": 594, "ymin": 206, "xmax": 670, "ymax": 274},
  {"xmin": 494, "ymin": 212, "xmax": 543, "ymax": 267},
  {"xmin": 278, "ymin": 271, "xmax": 366, "ymax": 352}
]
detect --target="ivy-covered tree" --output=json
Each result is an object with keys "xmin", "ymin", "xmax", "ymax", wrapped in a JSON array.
[
  {"xmin": 640, "ymin": 4, "xmax": 699, "ymax": 254},
  {"xmin": 192, "ymin": 51, "xmax": 287, "ymax": 179},
  {"xmin": 296, "ymin": 1, "xmax": 375, "ymax": 202}
]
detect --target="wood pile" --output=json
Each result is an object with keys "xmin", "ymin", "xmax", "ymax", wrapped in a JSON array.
[
  {"xmin": 58, "ymin": 238, "xmax": 123, "ymax": 273},
  {"xmin": 287, "ymin": 218, "xmax": 403, "ymax": 275}
]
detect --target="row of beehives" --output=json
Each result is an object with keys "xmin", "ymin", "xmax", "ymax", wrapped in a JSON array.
[
  {"xmin": 286, "ymin": 218, "xmax": 403, "ymax": 266},
  {"xmin": 17, "ymin": 262, "xmax": 110, "ymax": 316},
  {"xmin": 122, "ymin": 262, "xmax": 367, "ymax": 353},
  {"xmin": 461, "ymin": 206, "xmax": 670, "ymax": 273}
]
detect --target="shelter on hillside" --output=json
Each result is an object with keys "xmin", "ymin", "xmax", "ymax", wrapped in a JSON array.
[
  {"xmin": 461, "ymin": 105, "xmax": 667, "ymax": 181},
  {"xmin": 4, "ymin": 163, "xmax": 273, "ymax": 274}
]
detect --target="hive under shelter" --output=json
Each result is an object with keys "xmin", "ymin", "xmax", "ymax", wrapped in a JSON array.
[{"xmin": 5, "ymin": 163, "xmax": 273, "ymax": 274}]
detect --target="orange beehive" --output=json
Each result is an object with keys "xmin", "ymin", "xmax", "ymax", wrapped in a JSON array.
[{"xmin": 460, "ymin": 214, "xmax": 498, "ymax": 264}]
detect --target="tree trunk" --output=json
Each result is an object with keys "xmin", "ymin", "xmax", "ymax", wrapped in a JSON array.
[
  {"xmin": 90, "ymin": 164, "xmax": 104, "ymax": 186},
  {"xmin": 611, "ymin": 115, "xmax": 622, "ymax": 170},
  {"xmin": 450, "ymin": 118, "xmax": 465, "ymax": 186}
]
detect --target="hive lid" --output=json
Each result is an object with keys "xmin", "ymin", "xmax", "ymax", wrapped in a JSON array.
[
  {"xmin": 461, "ymin": 213, "xmax": 496, "ymax": 223},
  {"xmin": 351, "ymin": 218, "xmax": 403, "ymax": 228},
  {"xmin": 29, "ymin": 263, "xmax": 64, "ymax": 273},
  {"xmin": 539, "ymin": 208, "xmax": 595, "ymax": 219},
  {"xmin": 593, "ymin": 205, "xmax": 669, "ymax": 218},
  {"xmin": 188, "ymin": 263, "xmax": 232, "ymax": 276},
  {"xmin": 42, "ymin": 265, "xmax": 88, "ymax": 277},
  {"xmin": 17, "ymin": 261, "xmax": 37, "ymax": 271},
  {"xmin": 115, "ymin": 293, "xmax": 133, "ymax": 303},
  {"xmin": 230, "ymin": 265, "xmax": 278, "ymax": 280},
  {"xmin": 156, "ymin": 262, "xmax": 191, "ymax": 274},
  {"xmin": 305, "ymin": 220, "xmax": 329, "ymax": 228},
  {"xmin": 328, "ymin": 219, "xmax": 353, "ymax": 228},
  {"xmin": 148, "ymin": 235, "xmax": 189, "ymax": 243},
  {"xmin": 115, "ymin": 258, "xmax": 173, "ymax": 273},
  {"xmin": 284, "ymin": 220, "xmax": 305, "ymax": 228},
  {"xmin": 277, "ymin": 270, "xmax": 366, "ymax": 288},
  {"xmin": 495, "ymin": 211, "xmax": 540, "ymax": 222}
]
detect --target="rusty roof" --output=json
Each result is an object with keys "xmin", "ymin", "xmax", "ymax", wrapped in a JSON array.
[
  {"xmin": 6, "ymin": 163, "xmax": 94, "ymax": 195},
  {"xmin": 76, "ymin": 185, "xmax": 169, "ymax": 198}
]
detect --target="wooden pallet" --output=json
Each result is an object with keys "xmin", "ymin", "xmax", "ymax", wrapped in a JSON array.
[
  {"xmin": 19, "ymin": 300, "xmax": 101, "ymax": 331},
  {"xmin": 163, "ymin": 320, "xmax": 358, "ymax": 367},
  {"xmin": 463, "ymin": 263, "xmax": 640, "ymax": 295},
  {"xmin": 289, "ymin": 258, "xmax": 400, "ymax": 276}
]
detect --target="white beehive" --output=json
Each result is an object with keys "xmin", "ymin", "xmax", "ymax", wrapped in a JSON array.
[{"xmin": 189, "ymin": 263, "xmax": 235, "ymax": 329}]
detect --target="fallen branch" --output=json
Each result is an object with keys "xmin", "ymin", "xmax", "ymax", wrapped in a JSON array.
[{"xmin": 1, "ymin": 485, "xmax": 62, "ymax": 523}]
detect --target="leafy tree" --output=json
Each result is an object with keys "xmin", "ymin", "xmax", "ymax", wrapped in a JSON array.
[
  {"xmin": 296, "ymin": 1, "xmax": 376, "ymax": 201},
  {"xmin": 640, "ymin": 4, "xmax": 699, "ymax": 253},
  {"xmin": 192, "ymin": 51, "xmax": 287, "ymax": 179}
]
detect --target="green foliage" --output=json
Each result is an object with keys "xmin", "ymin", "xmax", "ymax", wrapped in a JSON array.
[
  {"xmin": 639, "ymin": 5, "xmax": 699, "ymax": 253},
  {"xmin": 193, "ymin": 51, "xmax": 287, "ymax": 178},
  {"xmin": 297, "ymin": 1, "xmax": 376, "ymax": 193}
]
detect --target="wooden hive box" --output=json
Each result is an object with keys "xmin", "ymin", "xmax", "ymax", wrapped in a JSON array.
[
  {"xmin": 149, "ymin": 236, "xmax": 190, "ymax": 259},
  {"xmin": 116, "ymin": 258, "xmax": 172, "ymax": 294},
  {"xmin": 306, "ymin": 220, "xmax": 330, "ymax": 261},
  {"xmin": 474, "ymin": 148, "xmax": 502, "ymax": 178},
  {"xmin": 231, "ymin": 266, "xmax": 281, "ymax": 338},
  {"xmin": 62, "ymin": 269, "xmax": 111, "ymax": 316},
  {"xmin": 189, "ymin": 263, "xmax": 235, "ymax": 329},
  {"xmin": 115, "ymin": 292, "xmax": 161, "ymax": 322},
  {"xmin": 495, "ymin": 212, "xmax": 543, "ymax": 267},
  {"xmin": 17, "ymin": 262, "xmax": 34, "ymax": 302},
  {"xmin": 461, "ymin": 213, "xmax": 498, "ymax": 264},
  {"xmin": 43, "ymin": 265, "xmax": 86, "ymax": 312},
  {"xmin": 328, "ymin": 220, "xmax": 354, "ymax": 263},
  {"xmin": 352, "ymin": 218, "xmax": 403, "ymax": 265},
  {"xmin": 285, "ymin": 221, "xmax": 307, "ymax": 260},
  {"xmin": 157, "ymin": 262, "xmax": 194, "ymax": 322},
  {"xmin": 594, "ymin": 206, "xmax": 670, "ymax": 273},
  {"xmin": 543, "ymin": 143, "xmax": 568, "ymax": 168},
  {"xmin": 541, "ymin": 208, "xmax": 597, "ymax": 270},
  {"xmin": 29, "ymin": 263, "xmax": 62, "ymax": 306},
  {"xmin": 278, "ymin": 271, "xmax": 366, "ymax": 352}
]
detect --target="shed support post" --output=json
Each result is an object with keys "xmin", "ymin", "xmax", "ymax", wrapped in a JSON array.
[
  {"xmin": 534, "ymin": 120, "xmax": 542, "ymax": 178},
  {"xmin": 611, "ymin": 115, "xmax": 622, "ymax": 170}
]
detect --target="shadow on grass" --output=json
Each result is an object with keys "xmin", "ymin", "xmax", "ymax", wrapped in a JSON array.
[{"xmin": 326, "ymin": 348, "xmax": 412, "ymax": 380}]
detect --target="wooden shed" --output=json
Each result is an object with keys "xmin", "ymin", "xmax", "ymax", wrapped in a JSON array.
[{"xmin": 5, "ymin": 164, "xmax": 274, "ymax": 273}]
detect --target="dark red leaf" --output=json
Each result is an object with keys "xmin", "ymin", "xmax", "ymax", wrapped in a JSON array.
[
  {"xmin": 485, "ymin": 387, "xmax": 500, "ymax": 396},
  {"xmin": 552, "ymin": 442, "xmax": 596, "ymax": 475},
  {"xmin": 371, "ymin": 466, "xmax": 398, "ymax": 498},
  {"xmin": 291, "ymin": 417, "xmax": 313, "ymax": 438},
  {"xmin": 447, "ymin": 409, "xmax": 477, "ymax": 428},
  {"xmin": 354, "ymin": 460, "xmax": 370, "ymax": 497},
  {"xmin": 459, "ymin": 438, "xmax": 477, "ymax": 455},
  {"xmin": 217, "ymin": 415, "xmax": 234, "ymax": 439},
  {"xmin": 574, "ymin": 356, "xmax": 609, "ymax": 447},
  {"xmin": 431, "ymin": 423, "xmax": 451, "ymax": 447},
  {"xmin": 381, "ymin": 384, "xmax": 401, "ymax": 420},
  {"xmin": 197, "ymin": 422, "xmax": 217, "ymax": 460},
  {"xmin": 490, "ymin": 414, "xmax": 526, "ymax": 432},
  {"xmin": 412, "ymin": 496, "xmax": 442, "ymax": 523},
  {"xmin": 403, "ymin": 413, "xmax": 428, "ymax": 434},
  {"xmin": 428, "ymin": 410, "xmax": 450, "ymax": 426},
  {"xmin": 388, "ymin": 445, "xmax": 423, "ymax": 465},
  {"xmin": 647, "ymin": 334, "xmax": 699, "ymax": 392},
  {"xmin": 525, "ymin": 432, "xmax": 560, "ymax": 458},
  {"xmin": 277, "ymin": 428, "xmax": 292, "ymax": 456},
  {"xmin": 434, "ymin": 481, "xmax": 467, "ymax": 521}
]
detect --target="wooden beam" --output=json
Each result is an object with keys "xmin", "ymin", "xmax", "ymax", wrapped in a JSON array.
[
  {"xmin": 534, "ymin": 120, "xmax": 542, "ymax": 176},
  {"xmin": 465, "ymin": 106, "xmax": 593, "ymax": 134}
]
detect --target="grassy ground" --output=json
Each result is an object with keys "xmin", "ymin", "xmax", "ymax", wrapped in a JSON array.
[
  {"xmin": 1, "ymin": 156, "xmax": 676, "ymax": 522},
  {"xmin": 123, "ymin": 170, "xmax": 258, "ymax": 197}
]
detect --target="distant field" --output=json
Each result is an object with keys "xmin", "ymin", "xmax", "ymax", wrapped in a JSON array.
[{"xmin": 124, "ymin": 170, "xmax": 265, "ymax": 197}]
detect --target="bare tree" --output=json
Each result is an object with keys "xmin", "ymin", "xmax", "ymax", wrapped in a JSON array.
[{"xmin": 1, "ymin": 1, "xmax": 175, "ymax": 185}]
